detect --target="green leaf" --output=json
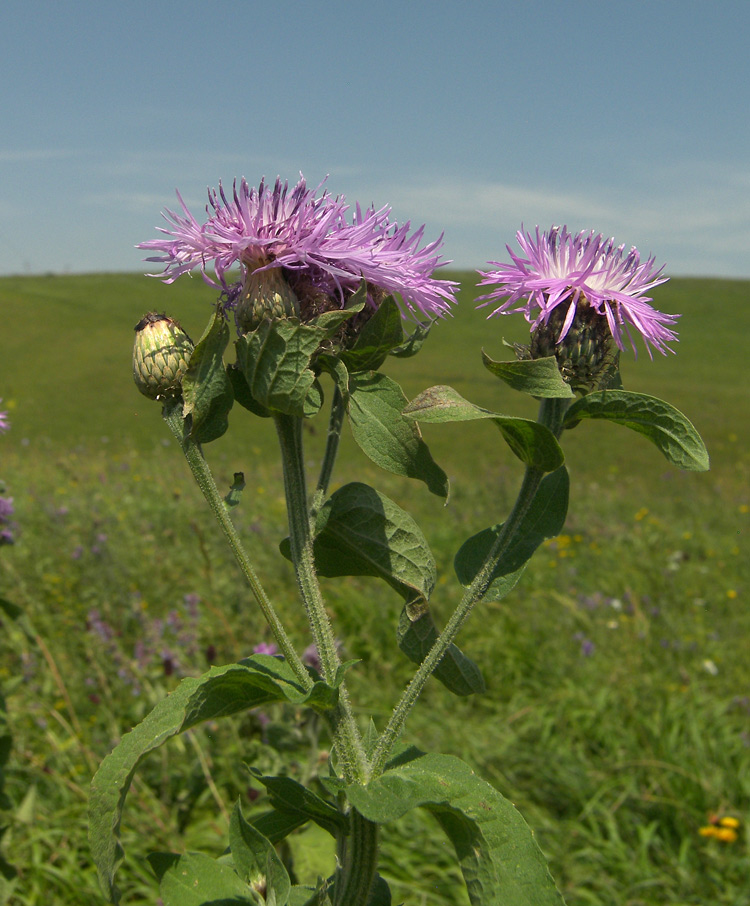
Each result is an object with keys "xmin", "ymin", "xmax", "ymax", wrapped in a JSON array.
[
  {"xmin": 230, "ymin": 801, "xmax": 291, "ymax": 905},
  {"xmin": 289, "ymin": 887, "xmax": 317, "ymax": 906},
  {"xmin": 341, "ymin": 297, "xmax": 404, "ymax": 372},
  {"xmin": 563, "ymin": 390, "xmax": 710, "ymax": 471},
  {"xmin": 289, "ymin": 881, "xmax": 333, "ymax": 906},
  {"xmin": 89, "ymin": 657, "xmax": 336, "ymax": 903},
  {"xmin": 224, "ymin": 472, "xmax": 245, "ymax": 509},
  {"xmin": 227, "ymin": 363, "xmax": 271, "ymax": 418},
  {"xmin": 316, "ymin": 355, "xmax": 350, "ymax": 403},
  {"xmin": 366, "ymin": 874, "xmax": 393, "ymax": 906},
  {"xmin": 455, "ymin": 466, "xmax": 569, "ymax": 601},
  {"xmin": 236, "ymin": 320, "xmax": 325, "ymax": 418},
  {"xmin": 302, "ymin": 482, "xmax": 437, "ymax": 606},
  {"xmin": 397, "ymin": 608, "xmax": 486, "ymax": 696},
  {"xmin": 481, "ymin": 352, "xmax": 574, "ymax": 399},
  {"xmin": 182, "ymin": 308, "xmax": 235, "ymax": 444},
  {"xmin": 308, "ymin": 281, "xmax": 368, "ymax": 335},
  {"xmin": 346, "ymin": 752, "xmax": 565, "ymax": 906},
  {"xmin": 390, "ymin": 322, "xmax": 431, "ymax": 359},
  {"xmin": 404, "ymin": 385, "xmax": 564, "ymax": 472},
  {"xmin": 347, "ymin": 374, "xmax": 449, "ymax": 498},
  {"xmin": 250, "ymin": 809, "xmax": 308, "ymax": 845},
  {"xmin": 0, "ymin": 597, "xmax": 23, "ymax": 622},
  {"xmin": 147, "ymin": 851, "xmax": 257, "ymax": 906},
  {"xmin": 248, "ymin": 771, "xmax": 347, "ymax": 838}
]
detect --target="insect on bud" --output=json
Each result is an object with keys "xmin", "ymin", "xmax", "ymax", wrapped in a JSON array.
[{"xmin": 133, "ymin": 312, "xmax": 194, "ymax": 400}]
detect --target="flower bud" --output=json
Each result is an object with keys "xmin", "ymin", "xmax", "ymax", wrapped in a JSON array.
[
  {"xmin": 133, "ymin": 313, "xmax": 194, "ymax": 399},
  {"xmin": 530, "ymin": 300, "xmax": 619, "ymax": 394},
  {"xmin": 235, "ymin": 264, "xmax": 300, "ymax": 334}
]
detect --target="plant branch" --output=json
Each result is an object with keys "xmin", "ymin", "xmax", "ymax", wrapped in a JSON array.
[
  {"xmin": 273, "ymin": 412, "xmax": 368, "ymax": 783},
  {"xmin": 162, "ymin": 400, "xmax": 311, "ymax": 690},
  {"xmin": 371, "ymin": 397, "xmax": 570, "ymax": 774}
]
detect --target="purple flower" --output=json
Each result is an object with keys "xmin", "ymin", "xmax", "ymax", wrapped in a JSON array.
[
  {"xmin": 302, "ymin": 644, "xmax": 322, "ymax": 673},
  {"xmin": 0, "ymin": 496, "xmax": 15, "ymax": 545},
  {"xmin": 253, "ymin": 642, "xmax": 279, "ymax": 657},
  {"xmin": 138, "ymin": 175, "xmax": 457, "ymax": 322},
  {"xmin": 477, "ymin": 226, "xmax": 677, "ymax": 356},
  {"xmin": 0, "ymin": 400, "xmax": 9, "ymax": 433}
]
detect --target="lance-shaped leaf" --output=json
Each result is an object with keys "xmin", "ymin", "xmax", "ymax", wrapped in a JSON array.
[
  {"xmin": 89, "ymin": 657, "xmax": 337, "ymax": 904},
  {"xmin": 147, "ymin": 852, "xmax": 257, "ymax": 906},
  {"xmin": 390, "ymin": 321, "xmax": 431, "ymax": 359},
  {"xmin": 182, "ymin": 308, "xmax": 234, "ymax": 444},
  {"xmin": 455, "ymin": 466, "xmax": 569, "ymax": 601},
  {"xmin": 283, "ymin": 482, "xmax": 437, "ymax": 607},
  {"xmin": 404, "ymin": 385, "xmax": 564, "ymax": 473},
  {"xmin": 340, "ymin": 296, "xmax": 404, "ymax": 372},
  {"xmin": 346, "ymin": 751, "xmax": 565, "ymax": 906},
  {"xmin": 236, "ymin": 320, "xmax": 325, "ymax": 418},
  {"xmin": 289, "ymin": 881, "xmax": 334, "ymax": 906},
  {"xmin": 316, "ymin": 354, "xmax": 350, "ymax": 404},
  {"xmin": 397, "ymin": 608, "xmax": 486, "ymax": 696},
  {"xmin": 481, "ymin": 352, "xmax": 574, "ymax": 399},
  {"xmin": 250, "ymin": 809, "xmax": 308, "ymax": 845},
  {"xmin": 230, "ymin": 801, "xmax": 292, "ymax": 905},
  {"xmin": 248, "ymin": 771, "xmax": 347, "ymax": 838},
  {"xmin": 563, "ymin": 390, "xmax": 710, "ymax": 471},
  {"xmin": 347, "ymin": 374, "xmax": 449, "ymax": 499}
]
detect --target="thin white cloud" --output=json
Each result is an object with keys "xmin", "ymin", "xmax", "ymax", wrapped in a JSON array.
[{"xmin": 0, "ymin": 148, "xmax": 81, "ymax": 163}]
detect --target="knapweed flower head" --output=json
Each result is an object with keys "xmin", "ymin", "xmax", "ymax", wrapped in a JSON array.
[
  {"xmin": 133, "ymin": 313, "xmax": 194, "ymax": 400},
  {"xmin": 477, "ymin": 226, "xmax": 677, "ymax": 358},
  {"xmin": 138, "ymin": 175, "xmax": 457, "ymax": 330}
]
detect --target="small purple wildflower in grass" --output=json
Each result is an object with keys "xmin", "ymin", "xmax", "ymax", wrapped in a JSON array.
[
  {"xmin": 0, "ymin": 400, "xmax": 10, "ymax": 433},
  {"xmin": 573, "ymin": 631, "xmax": 595, "ymax": 657},
  {"xmin": 0, "ymin": 489, "xmax": 15, "ymax": 545},
  {"xmin": 302, "ymin": 644, "xmax": 322, "ymax": 673},
  {"xmin": 138, "ymin": 175, "xmax": 458, "ymax": 322},
  {"xmin": 477, "ymin": 226, "xmax": 677, "ymax": 357},
  {"xmin": 183, "ymin": 593, "xmax": 201, "ymax": 620},
  {"xmin": 253, "ymin": 642, "xmax": 279, "ymax": 657}
]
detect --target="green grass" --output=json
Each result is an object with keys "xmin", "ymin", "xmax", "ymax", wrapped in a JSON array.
[{"xmin": 1, "ymin": 273, "xmax": 748, "ymax": 905}]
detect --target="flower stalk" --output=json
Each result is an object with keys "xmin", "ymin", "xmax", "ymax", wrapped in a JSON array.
[
  {"xmin": 273, "ymin": 412, "xmax": 369, "ymax": 783},
  {"xmin": 371, "ymin": 397, "xmax": 570, "ymax": 775},
  {"xmin": 161, "ymin": 400, "xmax": 312, "ymax": 689}
]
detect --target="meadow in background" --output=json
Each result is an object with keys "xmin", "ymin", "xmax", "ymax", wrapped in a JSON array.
[{"xmin": 0, "ymin": 272, "xmax": 748, "ymax": 904}]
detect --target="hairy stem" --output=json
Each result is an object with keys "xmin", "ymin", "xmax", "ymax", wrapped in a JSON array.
[
  {"xmin": 273, "ymin": 412, "xmax": 368, "ymax": 782},
  {"xmin": 371, "ymin": 397, "xmax": 570, "ymax": 774},
  {"xmin": 334, "ymin": 810, "xmax": 380, "ymax": 906},
  {"xmin": 162, "ymin": 401, "xmax": 311, "ymax": 689},
  {"xmin": 310, "ymin": 383, "xmax": 347, "ymax": 523}
]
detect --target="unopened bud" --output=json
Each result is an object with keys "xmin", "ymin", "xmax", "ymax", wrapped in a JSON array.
[
  {"xmin": 235, "ymin": 264, "xmax": 300, "ymax": 334},
  {"xmin": 133, "ymin": 313, "xmax": 194, "ymax": 399},
  {"xmin": 530, "ymin": 300, "xmax": 619, "ymax": 394}
]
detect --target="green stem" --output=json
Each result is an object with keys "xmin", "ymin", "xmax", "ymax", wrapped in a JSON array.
[
  {"xmin": 273, "ymin": 412, "xmax": 368, "ymax": 782},
  {"xmin": 371, "ymin": 397, "xmax": 570, "ymax": 775},
  {"xmin": 162, "ymin": 401, "xmax": 311, "ymax": 690},
  {"xmin": 310, "ymin": 384, "xmax": 346, "ymax": 522},
  {"xmin": 334, "ymin": 810, "xmax": 380, "ymax": 906}
]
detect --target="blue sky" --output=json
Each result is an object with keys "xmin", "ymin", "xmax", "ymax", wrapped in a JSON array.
[{"xmin": 2, "ymin": 0, "xmax": 749, "ymax": 278}]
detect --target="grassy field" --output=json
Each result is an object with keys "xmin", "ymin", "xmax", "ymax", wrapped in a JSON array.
[{"xmin": 0, "ymin": 272, "xmax": 748, "ymax": 904}]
